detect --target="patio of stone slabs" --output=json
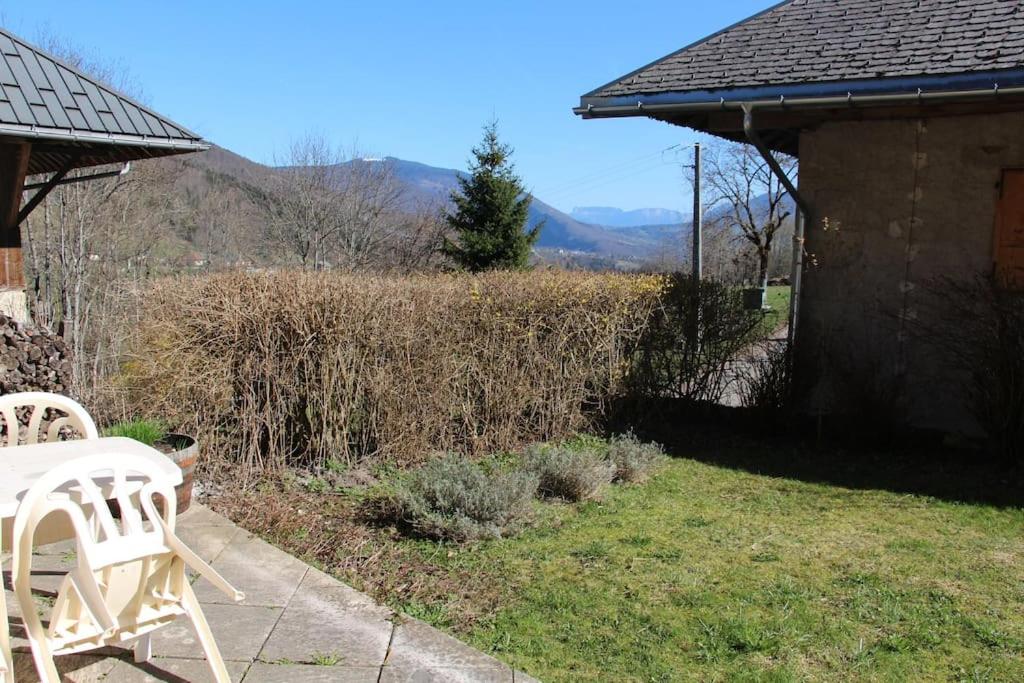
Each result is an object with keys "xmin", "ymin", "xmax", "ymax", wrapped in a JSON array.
[{"xmin": 3, "ymin": 505, "xmax": 538, "ymax": 682}]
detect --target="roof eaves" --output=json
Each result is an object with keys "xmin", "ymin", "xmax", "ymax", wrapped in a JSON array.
[
  {"xmin": 0, "ymin": 121, "xmax": 210, "ymax": 150},
  {"xmin": 576, "ymin": 68, "xmax": 1024, "ymax": 118}
]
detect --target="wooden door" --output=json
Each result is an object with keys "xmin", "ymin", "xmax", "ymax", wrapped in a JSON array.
[{"xmin": 996, "ymin": 169, "xmax": 1024, "ymax": 289}]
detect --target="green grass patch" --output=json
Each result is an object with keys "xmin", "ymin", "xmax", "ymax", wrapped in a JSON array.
[
  {"xmin": 374, "ymin": 457, "xmax": 1024, "ymax": 681},
  {"xmin": 762, "ymin": 285, "xmax": 791, "ymax": 333},
  {"xmin": 222, "ymin": 430, "xmax": 1024, "ymax": 682},
  {"xmin": 102, "ymin": 418, "xmax": 167, "ymax": 446}
]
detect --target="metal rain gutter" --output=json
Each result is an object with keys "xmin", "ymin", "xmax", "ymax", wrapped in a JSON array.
[
  {"xmin": 0, "ymin": 122, "xmax": 209, "ymax": 151},
  {"xmin": 574, "ymin": 83, "xmax": 1024, "ymax": 118}
]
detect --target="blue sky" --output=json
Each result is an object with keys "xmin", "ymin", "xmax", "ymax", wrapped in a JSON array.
[{"xmin": 3, "ymin": 1, "xmax": 769, "ymax": 214}]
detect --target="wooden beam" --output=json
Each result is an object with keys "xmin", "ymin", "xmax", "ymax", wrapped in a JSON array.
[
  {"xmin": 16, "ymin": 157, "xmax": 76, "ymax": 227},
  {"xmin": 0, "ymin": 141, "xmax": 30, "ymax": 289}
]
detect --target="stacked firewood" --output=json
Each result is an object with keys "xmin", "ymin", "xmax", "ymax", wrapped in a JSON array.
[{"xmin": 0, "ymin": 314, "xmax": 73, "ymax": 395}]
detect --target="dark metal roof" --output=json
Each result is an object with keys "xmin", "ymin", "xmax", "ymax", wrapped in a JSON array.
[
  {"xmin": 583, "ymin": 0, "xmax": 1024, "ymax": 103},
  {"xmin": 0, "ymin": 27, "xmax": 207, "ymax": 174}
]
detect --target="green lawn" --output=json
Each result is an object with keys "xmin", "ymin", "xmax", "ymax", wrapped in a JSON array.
[
  {"xmin": 441, "ymin": 459, "xmax": 1023, "ymax": 682},
  {"xmin": 763, "ymin": 285, "xmax": 791, "ymax": 333},
  {"xmin": 221, "ymin": 432, "xmax": 1024, "ymax": 682}
]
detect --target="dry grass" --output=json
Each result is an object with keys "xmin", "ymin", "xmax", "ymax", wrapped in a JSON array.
[
  {"xmin": 126, "ymin": 270, "xmax": 663, "ymax": 479},
  {"xmin": 211, "ymin": 483, "xmax": 506, "ymax": 632}
]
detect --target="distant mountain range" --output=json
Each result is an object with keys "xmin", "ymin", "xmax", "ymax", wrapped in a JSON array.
[
  {"xmin": 570, "ymin": 206, "xmax": 686, "ymax": 228},
  {"xmin": 368, "ymin": 157, "xmax": 671, "ymax": 259},
  {"xmin": 184, "ymin": 148, "xmax": 791, "ymax": 263}
]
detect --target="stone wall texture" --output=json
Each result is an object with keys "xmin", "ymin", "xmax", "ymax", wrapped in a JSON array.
[{"xmin": 795, "ymin": 111, "xmax": 1024, "ymax": 433}]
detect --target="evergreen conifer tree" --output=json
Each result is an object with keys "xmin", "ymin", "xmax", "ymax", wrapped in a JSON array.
[{"xmin": 442, "ymin": 123, "xmax": 541, "ymax": 271}]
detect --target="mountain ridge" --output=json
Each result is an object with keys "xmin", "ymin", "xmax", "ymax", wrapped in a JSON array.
[
  {"xmin": 369, "ymin": 156, "xmax": 665, "ymax": 258},
  {"xmin": 570, "ymin": 206, "xmax": 686, "ymax": 228}
]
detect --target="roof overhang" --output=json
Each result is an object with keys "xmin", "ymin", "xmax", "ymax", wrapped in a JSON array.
[
  {"xmin": 0, "ymin": 124, "xmax": 209, "ymax": 176},
  {"xmin": 575, "ymin": 68, "xmax": 1024, "ymax": 157}
]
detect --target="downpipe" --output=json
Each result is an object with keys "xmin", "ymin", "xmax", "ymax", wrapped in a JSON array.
[{"xmin": 741, "ymin": 104, "xmax": 810, "ymax": 352}]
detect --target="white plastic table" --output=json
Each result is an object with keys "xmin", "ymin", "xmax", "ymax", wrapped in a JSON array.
[
  {"xmin": 0, "ymin": 437, "xmax": 182, "ymax": 680},
  {"xmin": 0, "ymin": 437, "xmax": 182, "ymax": 520}
]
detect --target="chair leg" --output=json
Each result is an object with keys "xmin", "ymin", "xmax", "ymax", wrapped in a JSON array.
[
  {"xmin": 0, "ymin": 527, "xmax": 13, "ymax": 683},
  {"xmin": 180, "ymin": 583, "xmax": 231, "ymax": 683},
  {"xmin": 13, "ymin": 583, "xmax": 60, "ymax": 683},
  {"xmin": 134, "ymin": 633, "xmax": 152, "ymax": 663}
]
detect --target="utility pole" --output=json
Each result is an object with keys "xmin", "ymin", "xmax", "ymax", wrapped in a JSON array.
[
  {"xmin": 687, "ymin": 142, "xmax": 703, "ymax": 359},
  {"xmin": 692, "ymin": 142, "xmax": 703, "ymax": 282}
]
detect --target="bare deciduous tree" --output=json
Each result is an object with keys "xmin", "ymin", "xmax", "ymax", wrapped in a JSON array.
[
  {"xmin": 702, "ymin": 141, "xmax": 796, "ymax": 288},
  {"xmin": 263, "ymin": 135, "xmax": 407, "ymax": 271},
  {"xmin": 379, "ymin": 200, "xmax": 448, "ymax": 273},
  {"xmin": 20, "ymin": 37, "xmax": 176, "ymax": 404}
]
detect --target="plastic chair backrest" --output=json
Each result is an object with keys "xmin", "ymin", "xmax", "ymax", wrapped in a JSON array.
[{"xmin": 0, "ymin": 392, "xmax": 99, "ymax": 447}]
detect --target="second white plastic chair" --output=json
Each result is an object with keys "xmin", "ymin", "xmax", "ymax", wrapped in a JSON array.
[{"xmin": 0, "ymin": 392, "xmax": 99, "ymax": 447}]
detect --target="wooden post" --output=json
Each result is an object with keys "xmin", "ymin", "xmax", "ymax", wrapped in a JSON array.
[{"xmin": 0, "ymin": 141, "xmax": 31, "ymax": 320}]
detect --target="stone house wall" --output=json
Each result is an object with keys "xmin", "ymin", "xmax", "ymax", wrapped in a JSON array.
[{"xmin": 795, "ymin": 111, "xmax": 1024, "ymax": 433}]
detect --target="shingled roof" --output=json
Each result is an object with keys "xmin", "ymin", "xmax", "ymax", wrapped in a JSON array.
[
  {"xmin": 582, "ymin": 0, "xmax": 1024, "ymax": 104},
  {"xmin": 0, "ymin": 27, "xmax": 207, "ymax": 175}
]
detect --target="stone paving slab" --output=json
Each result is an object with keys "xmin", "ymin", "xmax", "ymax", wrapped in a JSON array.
[
  {"xmin": 385, "ymin": 618, "xmax": 514, "ymax": 674},
  {"xmin": 178, "ymin": 506, "xmax": 236, "ymax": 528},
  {"xmin": 12, "ymin": 652, "xmax": 118, "ymax": 682},
  {"xmin": 379, "ymin": 667, "xmax": 514, "ymax": 682},
  {"xmin": 177, "ymin": 523, "xmax": 240, "ymax": 565},
  {"xmin": 189, "ymin": 531, "xmax": 309, "ymax": 609},
  {"xmin": 103, "ymin": 657, "xmax": 250, "ymax": 683},
  {"xmin": 3, "ymin": 505, "xmax": 537, "ymax": 682},
  {"xmin": 243, "ymin": 663, "xmax": 381, "ymax": 682},
  {"xmin": 149, "ymin": 603, "xmax": 282, "ymax": 662},
  {"xmin": 257, "ymin": 569, "xmax": 393, "ymax": 667},
  {"xmin": 299, "ymin": 566, "xmax": 391, "ymax": 613}
]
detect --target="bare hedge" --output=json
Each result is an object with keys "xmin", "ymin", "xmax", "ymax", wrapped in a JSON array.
[{"xmin": 127, "ymin": 270, "xmax": 663, "ymax": 476}]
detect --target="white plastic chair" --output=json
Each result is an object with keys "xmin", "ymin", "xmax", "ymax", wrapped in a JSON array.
[
  {"xmin": 8, "ymin": 453, "xmax": 244, "ymax": 683},
  {"xmin": 0, "ymin": 392, "xmax": 99, "ymax": 447},
  {"xmin": 0, "ymin": 392, "xmax": 100, "ymax": 681}
]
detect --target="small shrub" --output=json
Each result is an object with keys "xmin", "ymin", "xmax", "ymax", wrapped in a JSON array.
[
  {"xmin": 737, "ymin": 340, "xmax": 792, "ymax": 412},
  {"xmin": 627, "ymin": 275, "xmax": 766, "ymax": 404},
  {"xmin": 369, "ymin": 453, "xmax": 538, "ymax": 542},
  {"xmin": 606, "ymin": 432, "xmax": 666, "ymax": 483},
  {"xmin": 103, "ymin": 418, "xmax": 167, "ymax": 447},
  {"xmin": 525, "ymin": 444, "xmax": 614, "ymax": 502}
]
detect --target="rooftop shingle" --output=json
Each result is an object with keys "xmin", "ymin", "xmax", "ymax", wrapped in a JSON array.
[
  {"xmin": 586, "ymin": 0, "xmax": 1024, "ymax": 100},
  {"xmin": 0, "ymin": 27, "xmax": 202, "ymax": 147}
]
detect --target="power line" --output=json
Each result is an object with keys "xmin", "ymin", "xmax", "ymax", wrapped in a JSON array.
[
  {"xmin": 534, "ymin": 144, "xmax": 681, "ymax": 198},
  {"xmin": 540, "ymin": 159, "xmax": 683, "ymax": 204}
]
